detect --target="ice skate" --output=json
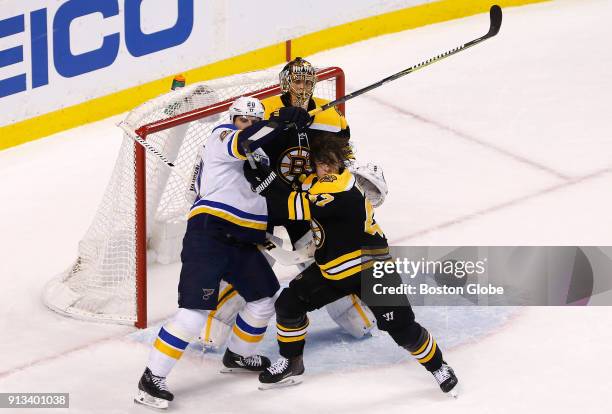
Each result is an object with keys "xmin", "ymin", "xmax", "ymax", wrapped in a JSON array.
[
  {"xmin": 258, "ymin": 356, "xmax": 305, "ymax": 390},
  {"xmin": 220, "ymin": 348, "xmax": 271, "ymax": 373},
  {"xmin": 134, "ymin": 367, "xmax": 174, "ymax": 409},
  {"xmin": 432, "ymin": 362, "xmax": 459, "ymax": 398}
]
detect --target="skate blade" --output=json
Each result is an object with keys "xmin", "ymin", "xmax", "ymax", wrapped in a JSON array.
[
  {"xmin": 258, "ymin": 376, "xmax": 303, "ymax": 391},
  {"xmin": 220, "ymin": 367, "xmax": 260, "ymax": 374},
  {"xmin": 134, "ymin": 390, "xmax": 169, "ymax": 409},
  {"xmin": 447, "ymin": 385, "xmax": 459, "ymax": 399}
]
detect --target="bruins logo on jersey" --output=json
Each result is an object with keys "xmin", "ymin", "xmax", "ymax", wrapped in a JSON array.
[
  {"xmin": 278, "ymin": 146, "xmax": 312, "ymax": 183},
  {"xmin": 310, "ymin": 217, "xmax": 325, "ymax": 248},
  {"xmin": 318, "ymin": 174, "xmax": 338, "ymax": 184}
]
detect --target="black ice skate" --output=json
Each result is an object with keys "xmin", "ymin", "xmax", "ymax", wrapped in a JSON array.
[
  {"xmin": 134, "ymin": 367, "xmax": 174, "ymax": 409},
  {"xmin": 258, "ymin": 356, "xmax": 305, "ymax": 390},
  {"xmin": 220, "ymin": 348, "xmax": 271, "ymax": 373},
  {"xmin": 432, "ymin": 362, "xmax": 459, "ymax": 398}
]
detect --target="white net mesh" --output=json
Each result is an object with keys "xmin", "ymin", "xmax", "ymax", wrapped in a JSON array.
[{"xmin": 43, "ymin": 68, "xmax": 341, "ymax": 325}]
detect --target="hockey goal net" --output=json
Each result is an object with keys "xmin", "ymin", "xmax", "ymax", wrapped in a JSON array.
[{"xmin": 43, "ymin": 67, "xmax": 345, "ymax": 328}]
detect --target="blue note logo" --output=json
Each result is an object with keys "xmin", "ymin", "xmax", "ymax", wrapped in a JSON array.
[{"xmin": 202, "ymin": 288, "xmax": 215, "ymax": 301}]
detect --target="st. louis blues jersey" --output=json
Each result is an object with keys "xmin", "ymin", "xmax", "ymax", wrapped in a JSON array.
[{"xmin": 190, "ymin": 124, "xmax": 268, "ymax": 243}]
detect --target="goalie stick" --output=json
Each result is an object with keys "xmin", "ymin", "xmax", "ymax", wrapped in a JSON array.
[{"xmin": 308, "ymin": 5, "xmax": 503, "ymax": 117}]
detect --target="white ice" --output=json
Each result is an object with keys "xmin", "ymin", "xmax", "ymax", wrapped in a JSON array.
[{"xmin": 1, "ymin": 0, "xmax": 611, "ymax": 413}]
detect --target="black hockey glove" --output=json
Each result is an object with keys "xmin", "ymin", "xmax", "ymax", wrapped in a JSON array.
[
  {"xmin": 270, "ymin": 106, "xmax": 312, "ymax": 130},
  {"xmin": 243, "ymin": 161, "xmax": 282, "ymax": 196}
]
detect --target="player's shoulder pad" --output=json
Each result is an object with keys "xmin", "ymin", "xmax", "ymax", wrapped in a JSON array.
[
  {"xmin": 313, "ymin": 96, "xmax": 331, "ymax": 106},
  {"xmin": 309, "ymin": 169, "xmax": 356, "ymax": 195},
  {"xmin": 210, "ymin": 123, "xmax": 237, "ymax": 140},
  {"xmin": 261, "ymin": 95, "xmax": 284, "ymax": 119},
  {"xmin": 311, "ymin": 97, "xmax": 347, "ymax": 130}
]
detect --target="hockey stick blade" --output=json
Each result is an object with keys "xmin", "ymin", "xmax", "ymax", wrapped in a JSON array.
[
  {"xmin": 310, "ymin": 5, "xmax": 503, "ymax": 117},
  {"xmin": 488, "ymin": 5, "xmax": 503, "ymax": 37},
  {"xmin": 467, "ymin": 4, "xmax": 502, "ymax": 46}
]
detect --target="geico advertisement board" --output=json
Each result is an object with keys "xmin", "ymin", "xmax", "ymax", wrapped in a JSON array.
[{"xmin": 0, "ymin": 0, "xmax": 432, "ymax": 127}]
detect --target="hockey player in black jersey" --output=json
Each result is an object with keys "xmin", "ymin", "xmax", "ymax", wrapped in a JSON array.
[
  {"xmin": 256, "ymin": 58, "xmax": 381, "ymax": 342},
  {"xmin": 243, "ymin": 133, "xmax": 459, "ymax": 397}
]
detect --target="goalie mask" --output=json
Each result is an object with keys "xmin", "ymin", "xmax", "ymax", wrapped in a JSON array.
[{"xmin": 280, "ymin": 57, "xmax": 317, "ymax": 107}]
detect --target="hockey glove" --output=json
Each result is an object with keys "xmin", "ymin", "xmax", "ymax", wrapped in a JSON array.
[
  {"xmin": 270, "ymin": 107, "xmax": 312, "ymax": 130},
  {"xmin": 243, "ymin": 161, "xmax": 282, "ymax": 196}
]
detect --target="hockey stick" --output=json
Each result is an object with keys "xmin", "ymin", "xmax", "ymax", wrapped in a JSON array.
[
  {"xmin": 309, "ymin": 5, "xmax": 503, "ymax": 117},
  {"xmin": 118, "ymin": 121, "xmax": 197, "ymax": 187},
  {"xmin": 118, "ymin": 121, "xmax": 176, "ymax": 168}
]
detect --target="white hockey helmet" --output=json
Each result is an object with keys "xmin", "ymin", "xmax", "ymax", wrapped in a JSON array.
[{"xmin": 228, "ymin": 96, "xmax": 264, "ymax": 121}]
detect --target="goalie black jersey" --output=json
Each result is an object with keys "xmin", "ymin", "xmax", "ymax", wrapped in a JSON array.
[
  {"xmin": 259, "ymin": 94, "xmax": 350, "ymax": 184},
  {"xmin": 268, "ymin": 168, "xmax": 390, "ymax": 280}
]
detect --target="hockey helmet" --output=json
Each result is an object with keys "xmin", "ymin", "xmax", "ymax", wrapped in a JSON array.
[{"xmin": 228, "ymin": 96, "xmax": 264, "ymax": 121}]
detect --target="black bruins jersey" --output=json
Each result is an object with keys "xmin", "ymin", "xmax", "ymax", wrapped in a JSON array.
[
  {"xmin": 268, "ymin": 168, "xmax": 390, "ymax": 280},
  {"xmin": 259, "ymin": 93, "xmax": 350, "ymax": 184}
]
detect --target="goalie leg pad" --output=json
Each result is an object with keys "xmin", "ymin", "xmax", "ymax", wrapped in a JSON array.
[
  {"xmin": 325, "ymin": 294, "xmax": 376, "ymax": 338},
  {"xmin": 199, "ymin": 281, "xmax": 246, "ymax": 350},
  {"xmin": 227, "ymin": 296, "xmax": 275, "ymax": 357}
]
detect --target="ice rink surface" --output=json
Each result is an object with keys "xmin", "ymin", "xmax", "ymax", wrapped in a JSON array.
[{"xmin": 1, "ymin": 0, "xmax": 611, "ymax": 412}]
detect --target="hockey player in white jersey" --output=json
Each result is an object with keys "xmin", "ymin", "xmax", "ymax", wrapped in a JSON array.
[{"xmin": 135, "ymin": 96, "xmax": 311, "ymax": 409}]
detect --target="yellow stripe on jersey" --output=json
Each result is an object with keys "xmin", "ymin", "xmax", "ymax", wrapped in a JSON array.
[
  {"xmin": 230, "ymin": 130, "xmax": 247, "ymax": 160},
  {"xmin": 363, "ymin": 247, "xmax": 390, "ymax": 257},
  {"xmin": 261, "ymin": 95, "xmax": 284, "ymax": 119},
  {"xmin": 301, "ymin": 173, "xmax": 317, "ymax": 190},
  {"xmin": 309, "ymin": 169, "xmax": 355, "ymax": 195},
  {"xmin": 287, "ymin": 191, "xmax": 311, "ymax": 220},
  {"xmin": 188, "ymin": 207, "xmax": 267, "ymax": 230},
  {"xmin": 320, "ymin": 249, "xmax": 363, "ymax": 270},
  {"xmin": 301, "ymin": 192, "xmax": 311, "ymax": 220},
  {"xmin": 318, "ymin": 248, "xmax": 389, "ymax": 279},
  {"xmin": 261, "ymin": 95, "xmax": 347, "ymax": 134},
  {"xmin": 154, "ymin": 338, "xmax": 184, "ymax": 359},
  {"xmin": 288, "ymin": 192, "xmax": 298, "ymax": 220},
  {"xmin": 321, "ymin": 260, "xmax": 376, "ymax": 280}
]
